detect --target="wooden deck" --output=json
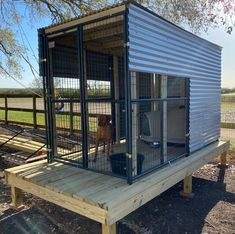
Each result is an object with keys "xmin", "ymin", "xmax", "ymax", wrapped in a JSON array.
[
  {"xmin": 64, "ymin": 140, "xmax": 186, "ymax": 173},
  {"xmin": 5, "ymin": 140, "xmax": 229, "ymax": 233}
]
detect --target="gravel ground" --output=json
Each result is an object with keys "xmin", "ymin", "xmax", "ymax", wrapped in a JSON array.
[{"xmin": 0, "ymin": 151, "xmax": 234, "ymax": 234}]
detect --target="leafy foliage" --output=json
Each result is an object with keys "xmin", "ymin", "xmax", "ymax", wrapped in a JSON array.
[
  {"xmin": 0, "ymin": 0, "xmax": 234, "ymax": 80},
  {"xmin": 0, "ymin": 29, "xmax": 23, "ymax": 77},
  {"xmin": 221, "ymin": 87, "xmax": 235, "ymax": 94}
]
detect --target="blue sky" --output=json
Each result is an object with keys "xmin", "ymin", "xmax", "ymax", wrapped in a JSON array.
[{"xmin": 1, "ymin": 8, "xmax": 235, "ymax": 89}]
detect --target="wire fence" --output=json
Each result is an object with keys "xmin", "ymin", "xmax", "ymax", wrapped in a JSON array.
[
  {"xmin": 0, "ymin": 93, "xmax": 235, "ymax": 151},
  {"xmin": 220, "ymin": 94, "xmax": 235, "ymax": 151}
]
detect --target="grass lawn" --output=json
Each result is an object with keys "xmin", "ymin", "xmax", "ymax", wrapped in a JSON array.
[
  {"xmin": 0, "ymin": 110, "xmax": 45, "ymax": 125},
  {"xmin": 221, "ymin": 101, "xmax": 235, "ymax": 110},
  {"xmin": 0, "ymin": 110, "xmax": 97, "ymax": 131}
]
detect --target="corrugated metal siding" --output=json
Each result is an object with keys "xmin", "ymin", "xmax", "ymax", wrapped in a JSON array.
[{"xmin": 128, "ymin": 3, "xmax": 222, "ymax": 153}]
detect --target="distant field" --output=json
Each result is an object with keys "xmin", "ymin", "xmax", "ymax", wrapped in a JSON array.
[
  {"xmin": 222, "ymin": 92, "xmax": 235, "ymax": 96},
  {"xmin": 0, "ymin": 98, "xmax": 44, "ymax": 110},
  {"xmin": 0, "ymin": 95, "xmax": 234, "ymax": 129}
]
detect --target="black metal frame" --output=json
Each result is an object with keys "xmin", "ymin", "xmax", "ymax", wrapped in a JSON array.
[
  {"xmin": 123, "ymin": 8, "xmax": 133, "ymax": 184},
  {"xmin": 77, "ymin": 24, "xmax": 88, "ymax": 168},
  {"xmin": 39, "ymin": 8, "xmax": 190, "ymax": 184}
]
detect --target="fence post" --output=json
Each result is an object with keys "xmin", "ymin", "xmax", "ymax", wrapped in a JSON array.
[
  {"xmin": 33, "ymin": 96, "xmax": 37, "ymax": 129},
  {"xmin": 5, "ymin": 96, "xmax": 8, "ymax": 124},
  {"xmin": 70, "ymin": 102, "xmax": 74, "ymax": 134}
]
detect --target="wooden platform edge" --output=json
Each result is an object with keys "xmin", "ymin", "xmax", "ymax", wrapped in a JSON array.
[
  {"xmin": 106, "ymin": 140, "xmax": 230, "ymax": 224},
  {"xmin": 4, "ymin": 170, "xmax": 108, "ymax": 225},
  {"xmin": 4, "ymin": 140, "xmax": 229, "ymax": 228}
]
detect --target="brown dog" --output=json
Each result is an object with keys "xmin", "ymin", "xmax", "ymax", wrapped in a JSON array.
[{"xmin": 94, "ymin": 114, "xmax": 113, "ymax": 162}]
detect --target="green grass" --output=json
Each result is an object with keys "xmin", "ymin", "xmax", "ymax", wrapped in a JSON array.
[
  {"xmin": 221, "ymin": 94, "xmax": 235, "ymax": 103},
  {"xmin": 222, "ymin": 92, "xmax": 235, "ymax": 96},
  {"xmin": 221, "ymin": 101, "xmax": 235, "ymax": 111},
  {"xmin": 0, "ymin": 110, "xmax": 45, "ymax": 125},
  {"xmin": 0, "ymin": 110, "xmax": 97, "ymax": 131}
]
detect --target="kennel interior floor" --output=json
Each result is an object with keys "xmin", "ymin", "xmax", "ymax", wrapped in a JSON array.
[
  {"xmin": 5, "ymin": 140, "xmax": 229, "ymax": 232},
  {"xmin": 59, "ymin": 139, "xmax": 186, "ymax": 173}
]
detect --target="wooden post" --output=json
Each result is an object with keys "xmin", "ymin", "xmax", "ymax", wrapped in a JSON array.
[
  {"xmin": 113, "ymin": 55, "xmax": 120, "ymax": 143},
  {"xmin": 102, "ymin": 223, "xmax": 116, "ymax": 234},
  {"xmin": 131, "ymin": 71, "xmax": 138, "ymax": 176},
  {"xmin": 161, "ymin": 75, "xmax": 167, "ymax": 162},
  {"xmin": 11, "ymin": 186, "xmax": 23, "ymax": 208},
  {"xmin": 5, "ymin": 96, "xmax": 8, "ymax": 124},
  {"xmin": 70, "ymin": 102, "xmax": 74, "ymax": 135},
  {"xmin": 218, "ymin": 151, "xmax": 228, "ymax": 168},
  {"xmin": 180, "ymin": 174, "xmax": 194, "ymax": 198},
  {"xmin": 33, "ymin": 96, "xmax": 37, "ymax": 129}
]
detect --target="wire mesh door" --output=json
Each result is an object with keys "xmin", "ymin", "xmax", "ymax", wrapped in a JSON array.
[
  {"xmin": 82, "ymin": 15, "xmax": 126, "ymax": 176},
  {"xmin": 48, "ymin": 32, "xmax": 83, "ymax": 166},
  {"xmin": 85, "ymin": 51, "xmax": 114, "ymax": 172},
  {"xmin": 45, "ymin": 14, "xmax": 128, "ymax": 177}
]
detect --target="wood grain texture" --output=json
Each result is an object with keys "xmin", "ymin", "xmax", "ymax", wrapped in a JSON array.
[
  {"xmin": 5, "ymin": 140, "xmax": 229, "ymax": 226},
  {"xmin": 45, "ymin": 6, "xmax": 125, "ymax": 34},
  {"xmin": 11, "ymin": 186, "xmax": 23, "ymax": 208},
  {"xmin": 102, "ymin": 223, "xmax": 116, "ymax": 234},
  {"xmin": 183, "ymin": 175, "xmax": 192, "ymax": 194},
  {"xmin": 5, "ymin": 172, "xmax": 107, "ymax": 224}
]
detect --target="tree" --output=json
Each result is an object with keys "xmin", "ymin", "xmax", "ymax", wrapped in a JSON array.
[{"xmin": 0, "ymin": 0, "xmax": 234, "ymax": 79}]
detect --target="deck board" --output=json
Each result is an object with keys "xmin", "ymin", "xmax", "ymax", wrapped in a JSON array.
[{"xmin": 5, "ymin": 140, "xmax": 229, "ymax": 225}]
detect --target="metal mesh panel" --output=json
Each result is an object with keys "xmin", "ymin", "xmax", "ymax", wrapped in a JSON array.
[
  {"xmin": 46, "ymin": 15, "xmax": 126, "ymax": 174},
  {"xmin": 167, "ymin": 100, "xmax": 187, "ymax": 161},
  {"xmin": 84, "ymin": 16, "xmax": 126, "ymax": 176},
  {"xmin": 48, "ymin": 32, "xmax": 83, "ymax": 165},
  {"xmin": 130, "ymin": 72, "xmax": 188, "ymax": 178}
]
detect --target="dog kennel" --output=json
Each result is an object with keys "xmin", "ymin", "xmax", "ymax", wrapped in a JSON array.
[{"xmin": 39, "ymin": 1, "xmax": 221, "ymax": 184}]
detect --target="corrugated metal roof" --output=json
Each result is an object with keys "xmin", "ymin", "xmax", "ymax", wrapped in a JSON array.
[
  {"xmin": 41, "ymin": 1, "xmax": 126, "ymax": 31},
  {"xmin": 40, "ymin": 1, "xmax": 221, "ymax": 48}
]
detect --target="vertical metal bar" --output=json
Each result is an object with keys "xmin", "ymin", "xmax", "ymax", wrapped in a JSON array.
[
  {"xmin": 45, "ymin": 37, "xmax": 53, "ymax": 163},
  {"xmin": 42, "ymin": 36, "xmax": 56, "ymax": 163},
  {"xmin": 113, "ymin": 55, "xmax": 120, "ymax": 143},
  {"xmin": 4, "ymin": 96, "xmax": 8, "ymax": 124},
  {"xmin": 131, "ymin": 71, "xmax": 138, "ymax": 177},
  {"xmin": 33, "ymin": 96, "xmax": 37, "ymax": 129},
  {"xmin": 160, "ymin": 75, "xmax": 168, "ymax": 163},
  {"xmin": 38, "ymin": 29, "xmax": 50, "ymax": 163},
  {"xmin": 48, "ymin": 43, "xmax": 57, "ymax": 161},
  {"xmin": 160, "ymin": 100, "xmax": 164, "ymax": 164},
  {"xmin": 185, "ymin": 78, "xmax": 190, "ymax": 156},
  {"xmin": 38, "ymin": 30, "xmax": 51, "ymax": 163},
  {"xmin": 69, "ymin": 102, "xmax": 74, "ymax": 135},
  {"xmin": 124, "ymin": 9, "xmax": 132, "ymax": 184},
  {"xmin": 77, "ymin": 25, "xmax": 88, "ymax": 168},
  {"xmin": 110, "ymin": 56, "xmax": 116, "ymax": 143}
]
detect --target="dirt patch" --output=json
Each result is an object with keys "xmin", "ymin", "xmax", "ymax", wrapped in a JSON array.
[{"xmin": 0, "ymin": 153, "xmax": 235, "ymax": 234}]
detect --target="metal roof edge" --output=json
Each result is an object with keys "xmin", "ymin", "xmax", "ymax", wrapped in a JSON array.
[
  {"xmin": 128, "ymin": 1, "xmax": 222, "ymax": 49},
  {"xmin": 40, "ymin": 1, "xmax": 127, "ymax": 35}
]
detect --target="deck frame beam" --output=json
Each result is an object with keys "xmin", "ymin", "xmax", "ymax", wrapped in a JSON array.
[
  {"xmin": 5, "ymin": 171, "xmax": 108, "ymax": 224},
  {"xmin": 5, "ymin": 141, "xmax": 229, "ymax": 233}
]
